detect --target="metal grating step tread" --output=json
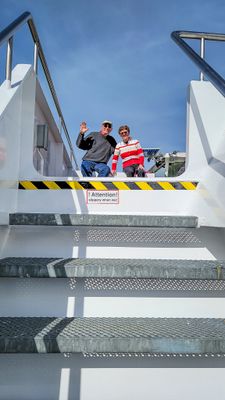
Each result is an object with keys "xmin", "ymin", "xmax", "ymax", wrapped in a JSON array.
[
  {"xmin": 0, "ymin": 257, "xmax": 224, "ymax": 279},
  {"xmin": 0, "ymin": 317, "xmax": 225, "ymax": 354},
  {"xmin": 9, "ymin": 213, "xmax": 198, "ymax": 228}
]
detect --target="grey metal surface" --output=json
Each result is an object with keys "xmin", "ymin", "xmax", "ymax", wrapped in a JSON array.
[
  {"xmin": 9, "ymin": 213, "xmax": 198, "ymax": 228},
  {"xmin": 0, "ymin": 258, "xmax": 224, "ymax": 279},
  {"xmin": 171, "ymin": 30, "xmax": 225, "ymax": 98},
  {"xmin": 6, "ymin": 36, "xmax": 13, "ymax": 83},
  {"xmin": 1, "ymin": 317, "xmax": 225, "ymax": 353},
  {"xmin": 200, "ymin": 37, "xmax": 205, "ymax": 80}
]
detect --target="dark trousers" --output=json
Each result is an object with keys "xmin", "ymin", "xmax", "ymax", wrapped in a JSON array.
[{"xmin": 123, "ymin": 164, "xmax": 145, "ymax": 177}]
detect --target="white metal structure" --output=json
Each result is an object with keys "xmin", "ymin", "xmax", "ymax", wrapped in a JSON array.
[{"xmin": 0, "ymin": 14, "xmax": 225, "ymax": 400}]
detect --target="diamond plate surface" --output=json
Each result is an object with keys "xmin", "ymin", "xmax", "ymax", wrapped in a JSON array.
[
  {"xmin": 83, "ymin": 352, "xmax": 225, "ymax": 359},
  {"xmin": 0, "ymin": 258, "xmax": 224, "ymax": 280},
  {"xmin": 85, "ymin": 278, "xmax": 225, "ymax": 291},
  {"xmin": 1, "ymin": 317, "xmax": 225, "ymax": 338},
  {"xmin": 87, "ymin": 228, "xmax": 200, "ymax": 244},
  {"xmin": 9, "ymin": 213, "xmax": 198, "ymax": 228},
  {"xmin": 1, "ymin": 317, "xmax": 225, "ymax": 353}
]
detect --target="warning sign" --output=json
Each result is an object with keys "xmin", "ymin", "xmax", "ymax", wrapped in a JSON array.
[{"xmin": 86, "ymin": 190, "xmax": 119, "ymax": 204}]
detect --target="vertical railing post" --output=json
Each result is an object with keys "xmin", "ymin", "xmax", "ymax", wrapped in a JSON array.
[
  {"xmin": 200, "ymin": 37, "xmax": 205, "ymax": 81},
  {"xmin": 164, "ymin": 155, "xmax": 170, "ymax": 177},
  {"xmin": 33, "ymin": 43, "xmax": 38, "ymax": 74},
  {"xmin": 6, "ymin": 36, "xmax": 13, "ymax": 88}
]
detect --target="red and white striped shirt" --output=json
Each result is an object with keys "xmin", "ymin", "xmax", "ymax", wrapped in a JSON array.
[{"xmin": 111, "ymin": 139, "xmax": 144, "ymax": 172}]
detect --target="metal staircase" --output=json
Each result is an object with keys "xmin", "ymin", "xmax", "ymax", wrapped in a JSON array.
[
  {"xmin": 1, "ymin": 213, "xmax": 225, "ymax": 399},
  {"xmin": 0, "ymin": 214, "xmax": 224, "ymax": 345},
  {"xmin": 1, "ymin": 11, "xmax": 225, "ymax": 400}
]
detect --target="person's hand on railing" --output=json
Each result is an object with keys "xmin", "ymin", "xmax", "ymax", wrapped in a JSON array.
[{"xmin": 79, "ymin": 121, "xmax": 89, "ymax": 135}]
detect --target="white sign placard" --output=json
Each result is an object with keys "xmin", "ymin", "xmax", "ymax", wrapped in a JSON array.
[{"xmin": 86, "ymin": 190, "xmax": 119, "ymax": 204}]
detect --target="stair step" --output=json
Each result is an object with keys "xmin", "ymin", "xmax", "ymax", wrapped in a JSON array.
[
  {"xmin": 0, "ymin": 317, "xmax": 225, "ymax": 354},
  {"xmin": 0, "ymin": 258, "xmax": 224, "ymax": 279},
  {"xmin": 9, "ymin": 214, "xmax": 198, "ymax": 228}
]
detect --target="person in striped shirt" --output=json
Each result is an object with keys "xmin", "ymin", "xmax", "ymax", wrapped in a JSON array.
[{"xmin": 111, "ymin": 125, "xmax": 145, "ymax": 177}]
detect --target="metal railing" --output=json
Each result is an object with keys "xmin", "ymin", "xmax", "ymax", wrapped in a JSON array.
[
  {"xmin": 0, "ymin": 11, "xmax": 78, "ymax": 169},
  {"xmin": 171, "ymin": 31, "xmax": 225, "ymax": 98}
]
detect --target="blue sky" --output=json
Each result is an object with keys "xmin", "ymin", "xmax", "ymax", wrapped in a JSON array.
[{"xmin": 1, "ymin": 0, "xmax": 225, "ymax": 167}]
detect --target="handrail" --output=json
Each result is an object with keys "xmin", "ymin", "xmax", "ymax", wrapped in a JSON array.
[
  {"xmin": 171, "ymin": 31, "xmax": 225, "ymax": 98},
  {"xmin": 0, "ymin": 11, "xmax": 78, "ymax": 170}
]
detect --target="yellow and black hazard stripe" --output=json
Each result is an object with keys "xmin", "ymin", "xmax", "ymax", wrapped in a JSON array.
[{"xmin": 18, "ymin": 180, "xmax": 198, "ymax": 190}]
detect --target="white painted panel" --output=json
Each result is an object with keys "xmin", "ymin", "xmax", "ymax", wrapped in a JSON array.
[
  {"xmin": 84, "ymin": 297, "xmax": 225, "ymax": 318},
  {"xmin": 81, "ymin": 368, "xmax": 225, "ymax": 400},
  {"xmin": 1, "ymin": 355, "xmax": 225, "ymax": 400},
  {"xmin": 2, "ymin": 225, "xmax": 225, "ymax": 259},
  {"xmin": 0, "ymin": 65, "xmax": 35, "ymax": 221},
  {"xmin": 85, "ymin": 247, "xmax": 215, "ymax": 260},
  {"xmin": 0, "ymin": 278, "xmax": 74, "ymax": 316},
  {"xmin": 0, "ymin": 279, "xmax": 225, "ymax": 318}
]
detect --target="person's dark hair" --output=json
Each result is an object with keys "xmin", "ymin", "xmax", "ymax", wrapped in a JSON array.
[{"xmin": 118, "ymin": 125, "xmax": 130, "ymax": 134}]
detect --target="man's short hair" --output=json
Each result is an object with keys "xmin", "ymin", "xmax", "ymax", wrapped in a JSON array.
[{"xmin": 118, "ymin": 125, "xmax": 130, "ymax": 134}]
